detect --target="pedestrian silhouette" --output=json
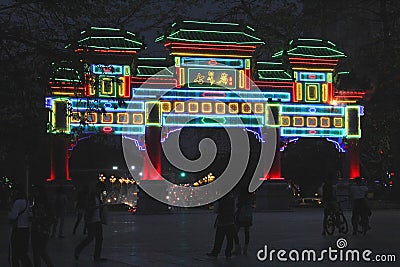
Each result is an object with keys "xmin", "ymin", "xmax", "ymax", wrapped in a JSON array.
[
  {"xmin": 31, "ymin": 185, "xmax": 55, "ymax": 267},
  {"xmin": 233, "ymin": 190, "xmax": 254, "ymax": 255},
  {"xmin": 72, "ymin": 184, "xmax": 89, "ymax": 235},
  {"xmin": 206, "ymin": 192, "xmax": 235, "ymax": 258},
  {"xmin": 51, "ymin": 186, "xmax": 68, "ymax": 238},
  {"xmin": 74, "ymin": 182, "xmax": 108, "ymax": 262},
  {"xmin": 8, "ymin": 184, "xmax": 33, "ymax": 267}
]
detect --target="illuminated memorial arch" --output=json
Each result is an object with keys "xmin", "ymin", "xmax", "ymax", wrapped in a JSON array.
[{"xmin": 45, "ymin": 21, "xmax": 365, "ymax": 185}]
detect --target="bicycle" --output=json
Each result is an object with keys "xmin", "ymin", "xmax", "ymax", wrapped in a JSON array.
[{"xmin": 324, "ymin": 199, "xmax": 348, "ymax": 235}]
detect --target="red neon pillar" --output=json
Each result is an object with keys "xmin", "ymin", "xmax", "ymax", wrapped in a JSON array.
[
  {"xmin": 47, "ymin": 135, "xmax": 71, "ymax": 182},
  {"xmin": 265, "ymin": 129, "xmax": 281, "ymax": 179},
  {"xmin": 143, "ymin": 127, "xmax": 162, "ymax": 180},
  {"xmin": 344, "ymin": 139, "xmax": 360, "ymax": 179}
]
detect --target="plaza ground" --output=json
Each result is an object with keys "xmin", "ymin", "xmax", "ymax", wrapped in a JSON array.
[{"xmin": 1, "ymin": 208, "xmax": 399, "ymax": 267}]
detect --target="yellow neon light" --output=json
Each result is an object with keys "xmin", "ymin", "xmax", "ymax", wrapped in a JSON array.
[
  {"xmin": 280, "ymin": 116, "xmax": 290, "ymax": 126},
  {"xmin": 117, "ymin": 77, "xmax": 125, "ymax": 97},
  {"xmin": 145, "ymin": 101, "xmax": 161, "ymax": 125},
  {"xmin": 215, "ymin": 103, "xmax": 226, "ymax": 114},
  {"xmin": 188, "ymin": 102, "xmax": 199, "ymax": 113},
  {"xmin": 293, "ymin": 116, "xmax": 304, "ymax": 127},
  {"xmin": 245, "ymin": 59, "xmax": 250, "ymax": 69},
  {"xmin": 161, "ymin": 102, "xmax": 171, "ymax": 112},
  {"xmin": 336, "ymin": 100, "xmax": 357, "ymax": 104},
  {"xmin": 202, "ymin": 102, "xmax": 212, "ymax": 113},
  {"xmin": 320, "ymin": 117, "xmax": 330, "ymax": 128},
  {"xmin": 307, "ymin": 117, "xmax": 317, "ymax": 127},
  {"xmin": 85, "ymin": 112, "xmax": 98, "ymax": 123},
  {"xmin": 333, "ymin": 118, "xmax": 343, "ymax": 128},
  {"xmin": 171, "ymin": 52, "xmax": 251, "ymax": 58},
  {"xmin": 322, "ymin": 84, "xmax": 328, "ymax": 102},
  {"xmin": 132, "ymin": 114, "xmax": 143, "ymax": 124},
  {"xmin": 296, "ymin": 83, "xmax": 302, "ymax": 100},
  {"xmin": 241, "ymin": 103, "xmax": 251, "ymax": 114},
  {"xmin": 174, "ymin": 102, "xmax": 185, "ymax": 113},
  {"xmin": 175, "ymin": 57, "xmax": 180, "ymax": 67},
  {"xmin": 101, "ymin": 77, "xmax": 113, "ymax": 95},
  {"xmin": 254, "ymin": 103, "xmax": 264, "ymax": 114},
  {"xmin": 239, "ymin": 70, "xmax": 245, "ymax": 88},
  {"xmin": 101, "ymin": 113, "xmax": 113, "ymax": 123},
  {"xmin": 52, "ymin": 91, "xmax": 76, "ymax": 96},
  {"xmin": 228, "ymin": 103, "xmax": 239, "ymax": 114},
  {"xmin": 71, "ymin": 112, "xmax": 80, "ymax": 123},
  {"xmin": 124, "ymin": 66, "xmax": 130, "ymax": 76},
  {"xmin": 117, "ymin": 113, "xmax": 129, "ymax": 124},
  {"xmin": 306, "ymin": 84, "xmax": 318, "ymax": 101}
]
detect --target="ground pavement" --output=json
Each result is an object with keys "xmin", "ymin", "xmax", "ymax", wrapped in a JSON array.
[{"xmin": 1, "ymin": 208, "xmax": 399, "ymax": 267}]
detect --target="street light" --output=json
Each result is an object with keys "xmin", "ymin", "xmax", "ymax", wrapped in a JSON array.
[{"xmin": 112, "ymin": 166, "xmax": 118, "ymax": 170}]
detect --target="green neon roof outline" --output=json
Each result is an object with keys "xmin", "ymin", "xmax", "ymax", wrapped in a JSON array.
[
  {"xmin": 257, "ymin": 70, "xmax": 292, "ymax": 81},
  {"xmin": 297, "ymin": 38, "xmax": 324, "ymax": 42},
  {"xmin": 155, "ymin": 21, "xmax": 263, "ymax": 44},
  {"xmin": 165, "ymin": 36, "xmax": 264, "ymax": 45},
  {"xmin": 177, "ymin": 29, "xmax": 262, "ymax": 41},
  {"xmin": 90, "ymin": 27, "xmax": 120, "ymax": 31},
  {"xmin": 182, "ymin": 20, "xmax": 240, "ymax": 26}
]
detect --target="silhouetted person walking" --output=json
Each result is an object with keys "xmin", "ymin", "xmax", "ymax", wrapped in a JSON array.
[
  {"xmin": 31, "ymin": 186, "xmax": 55, "ymax": 267},
  {"xmin": 350, "ymin": 177, "xmax": 370, "ymax": 235},
  {"xmin": 8, "ymin": 184, "xmax": 33, "ymax": 267},
  {"xmin": 207, "ymin": 192, "xmax": 235, "ymax": 259},
  {"xmin": 74, "ymin": 182, "xmax": 107, "ymax": 262},
  {"xmin": 51, "ymin": 186, "xmax": 67, "ymax": 238},
  {"xmin": 72, "ymin": 184, "xmax": 89, "ymax": 235},
  {"xmin": 233, "ymin": 190, "xmax": 254, "ymax": 255}
]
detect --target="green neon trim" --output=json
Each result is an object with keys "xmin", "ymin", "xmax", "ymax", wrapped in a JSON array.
[
  {"xmin": 327, "ymin": 41, "xmax": 336, "ymax": 47},
  {"xmin": 138, "ymin": 58, "xmax": 167, "ymax": 60},
  {"xmin": 246, "ymin": 25, "xmax": 255, "ymax": 31},
  {"xmin": 154, "ymin": 35, "xmax": 164, "ymax": 42},
  {"xmin": 337, "ymin": 71, "xmax": 350, "ymax": 75},
  {"xmin": 126, "ymin": 31, "xmax": 137, "ymax": 37},
  {"xmin": 171, "ymin": 22, "xmax": 176, "ymax": 27},
  {"xmin": 91, "ymin": 27, "xmax": 120, "ymax": 31},
  {"xmin": 167, "ymin": 36, "xmax": 264, "ymax": 45},
  {"xmin": 54, "ymin": 78, "xmax": 81, "ymax": 82},
  {"xmin": 257, "ymin": 62, "xmax": 282, "ymax": 65},
  {"xmin": 77, "ymin": 37, "xmax": 90, "ymax": 43},
  {"xmin": 81, "ymin": 31, "xmax": 86, "ymax": 34},
  {"xmin": 272, "ymin": 50, "xmax": 284, "ymax": 58},
  {"xmin": 298, "ymin": 38, "xmax": 323, "ymax": 42},
  {"xmin": 178, "ymin": 29, "xmax": 262, "ymax": 41},
  {"xmin": 289, "ymin": 39, "xmax": 293, "ymax": 45},
  {"xmin": 182, "ymin": 20, "xmax": 239, "ymax": 26}
]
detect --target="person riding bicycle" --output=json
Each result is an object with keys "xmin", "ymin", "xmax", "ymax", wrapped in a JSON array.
[{"xmin": 321, "ymin": 179, "xmax": 339, "ymax": 235}]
